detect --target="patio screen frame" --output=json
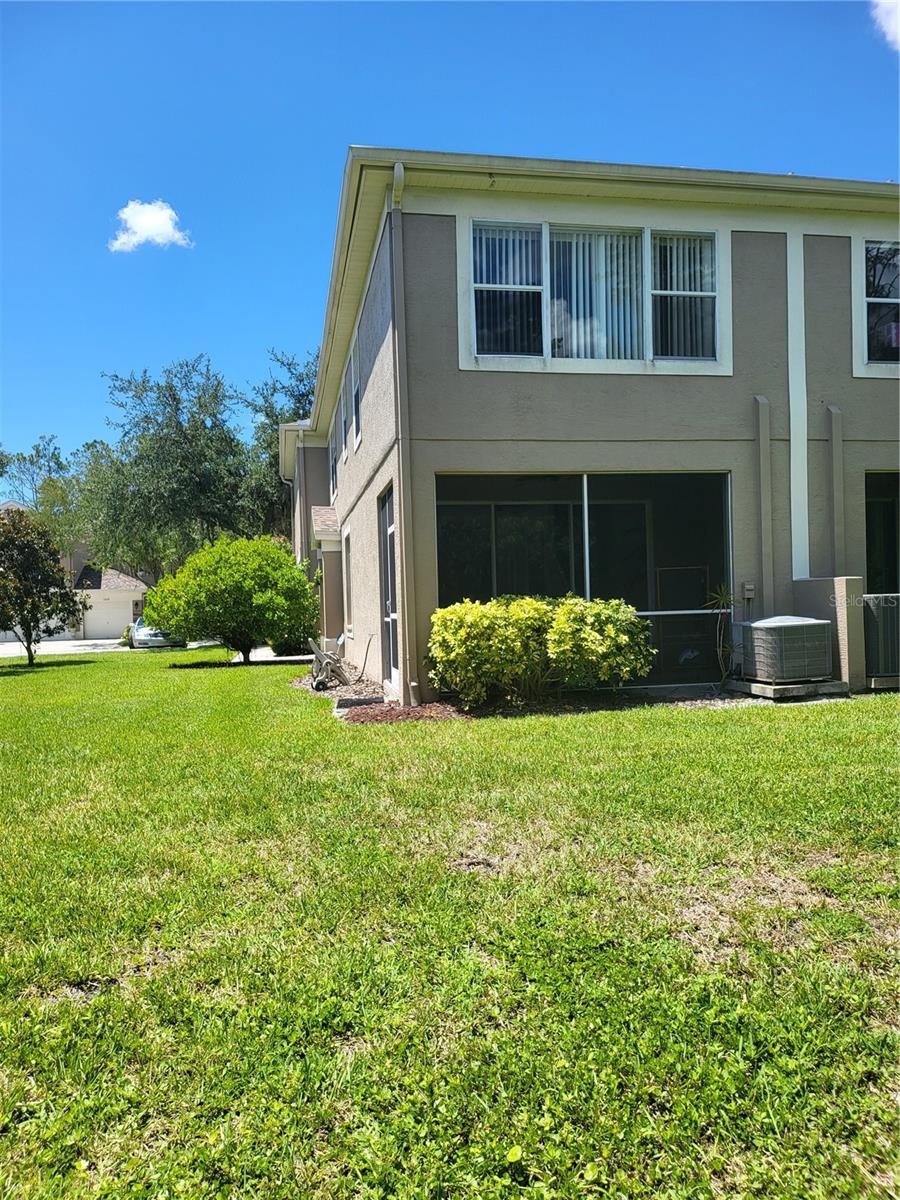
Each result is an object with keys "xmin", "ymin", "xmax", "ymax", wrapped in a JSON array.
[{"xmin": 435, "ymin": 471, "xmax": 733, "ymax": 681}]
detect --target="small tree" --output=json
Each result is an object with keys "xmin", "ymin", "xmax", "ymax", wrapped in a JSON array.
[
  {"xmin": 0, "ymin": 509, "xmax": 88, "ymax": 665},
  {"xmin": 144, "ymin": 536, "xmax": 318, "ymax": 663}
]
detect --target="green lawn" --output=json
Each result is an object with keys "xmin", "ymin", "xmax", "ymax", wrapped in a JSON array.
[{"xmin": 0, "ymin": 651, "xmax": 897, "ymax": 1198}]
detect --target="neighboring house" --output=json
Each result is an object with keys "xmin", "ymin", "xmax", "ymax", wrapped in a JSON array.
[
  {"xmin": 280, "ymin": 147, "xmax": 899, "ymax": 701},
  {"xmin": 73, "ymin": 565, "xmax": 146, "ymax": 640}
]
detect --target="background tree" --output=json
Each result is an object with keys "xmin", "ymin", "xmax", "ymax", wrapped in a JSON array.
[
  {"xmin": 0, "ymin": 508, "xmax": 88, "ymax": 665},
  {"xmin": 74, "ymin": 441, "xmax": 170, "ymax": 582},
  {"xmin": 144, "ymin": 536, "xmax": 319, "ymax": 663},
  {"xmin": 0, "ymin": 434, "xmax": 67, "ymax": 508},
  {"xmin": 80, "ymin": 357, "xmax": 248, "ymax": 580},
  {"xmin": 0, "ymin": 435, "xmax": 86, "ymax": 557},
  {"xmin": 35, "ymin": 474, "xmax": 83, "ymax": 558},
  {"xmin": 4, "ymin": 348, "xmax": 320, "ymax": 582},
  {"xmin": 241, "ymin": 349, "xmax": 318, "ymax": 539}
]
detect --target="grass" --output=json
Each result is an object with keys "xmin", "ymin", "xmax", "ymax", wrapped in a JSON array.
[{"xmin": 0, "ymin": 650, "xmax": 896, "ymax": 1198}]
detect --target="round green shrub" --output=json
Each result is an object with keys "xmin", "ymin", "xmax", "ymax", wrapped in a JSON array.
[{"xmin": 144, "ymin": 536, "xmax": 319, "ymax": 664}]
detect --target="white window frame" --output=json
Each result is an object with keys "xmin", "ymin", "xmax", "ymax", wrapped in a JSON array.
[
  {"xmin": 471, "ymin": 221, "xmax": 546, "ymax": 358},
  {"xmin": 328, "ymin": 417, "xmax": 337, "ymax": 502},
  {"xmin": 851, "ymin": 232, "xmax": 900, "ymax": 379},
  {"xmin": 340, "ymin": 366, "xmax": 350, "ymax": 462},
  {"xmin": 455, "ymin": 204, "xmax": 733, "ymax": 377},
  {"xmin": 543, "ymin": 222, "xmax": 646, "ymax": 361},
  {"xmin": 343, "ymin": 532, "xmax": 353, "ymax": 637},
  {"xmin": 352, "ymin": 338, "xmax": 362, "ymax": 449},
  {"xmin": 852, "ymin": 235, "xmax": 900, "ymax": 379},
  {"xmin": 649, "ymin": 230, "xmax": 719, "ymax": 361}
]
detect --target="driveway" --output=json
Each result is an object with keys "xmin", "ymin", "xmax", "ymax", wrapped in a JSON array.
[
  {"xmin": 0, "ymin": 638, "xmax": 221, "ymax": 660},
  {"xmin": 0, "ymin": 638, "xmax": 129, "ymax": 659}
]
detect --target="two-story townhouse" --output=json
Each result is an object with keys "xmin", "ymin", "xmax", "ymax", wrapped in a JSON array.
[{"xmin": 279, "ymin": 148, "xmax": 899, "ymax": 703}]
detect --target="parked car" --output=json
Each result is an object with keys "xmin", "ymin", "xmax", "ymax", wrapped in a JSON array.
[{"xmin": 129, "ymin": 617, "xmax": 187, "ymax": 649}]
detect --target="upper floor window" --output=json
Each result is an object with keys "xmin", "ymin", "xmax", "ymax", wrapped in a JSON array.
[
  {"xmin": 328, "ymin": 418, "xmax": 337, "ymax": 498},
  {"xmin": 550, "ymin": 228, "xmax": 643, "ymax": 359},
  {"xmin": 651, "ymin": 233, "xmax": 716, "ymax": 359},
  {"xmin": 351, "ymin": 339, "xmax": 361, "ymax": 442},
  {"xmin": 340, "ymin": 365, "xmax": 351, "ymax": 454},
  {"xmin": 865, "ymin": 241, "xmax": 899, "ymax": 364},
  {"xmin": 473, "ymin": 223, "xmax": 543, "ymax": 356},
  {"xmin": 472, "ymin": 221, "xmax": 717, "ymax": 362}
]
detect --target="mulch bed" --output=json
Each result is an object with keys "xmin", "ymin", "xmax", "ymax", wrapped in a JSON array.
[
  {"xmin": 291, "ymin": 674, "xmax": 384, "ymax": 703},
  {"xmin": 290, "ymin": 672, "xmax": 467, "ymax": 723},
  {"xmin": 342, "ymin": 702, "xmax": 467, "ymax": 725},
  {"xmin": 291, "ymin": 672, "xmax": 855, "ymax": 725},
  {"xmin": 479, "ymin": 690, "xmax": 762, "ymax": 717}
]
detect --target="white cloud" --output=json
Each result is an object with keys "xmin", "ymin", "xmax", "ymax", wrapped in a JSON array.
[
  {"xmin": 872, "ymin": 0, "xmax": 900, "ymax": 50},
  {"xmin": 108, "ymin": 199, "xmax": 193, "ymax": 253}
]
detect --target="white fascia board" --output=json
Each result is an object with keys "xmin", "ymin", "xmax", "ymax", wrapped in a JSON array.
[{"xmin": 349, "ymin": 146, "xmax": 898, "ymax": 210}]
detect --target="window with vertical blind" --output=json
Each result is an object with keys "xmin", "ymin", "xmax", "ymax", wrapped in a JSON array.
[
  {"xmin": 473, "ymin": 223, "xmax": 544, "ymax": 356},
  {"xmin": 550, "ymin": 228, "xmax": 643, "ymax": 359},
  {"xmin": 651, "ymin": 233, "xmax": 717, "ymax": 359},
  {"xmin": 472, "ymin": 221, "xmax": 719, "ymax": 363}
]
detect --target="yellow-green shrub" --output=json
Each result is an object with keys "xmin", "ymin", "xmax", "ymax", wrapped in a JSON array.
[
  {"xmin": 428, "ymin": 595, "xmax": 655, "ymax": 708},
  {"xmin": 427, "ymin": 597, "xmax": 554, "ymax": 708},
  {"xmin": 547, "ymin": 596, "xmax": 655, "ymax": 689}
]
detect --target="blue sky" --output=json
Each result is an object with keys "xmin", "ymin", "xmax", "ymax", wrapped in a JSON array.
[{"xmin": 1, "ymin": 1, "xmax": 897, "ymax": 461}]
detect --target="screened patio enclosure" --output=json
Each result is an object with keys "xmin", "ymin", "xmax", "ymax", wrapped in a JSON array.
[{"xmin": 436, "ymin": 473, "xmax": 730, "ymax": 684}]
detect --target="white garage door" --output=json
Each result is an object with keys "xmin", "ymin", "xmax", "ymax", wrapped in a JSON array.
[{"xmin": 83, "ymin": 594, "xmax": 136, "ymax": 640}]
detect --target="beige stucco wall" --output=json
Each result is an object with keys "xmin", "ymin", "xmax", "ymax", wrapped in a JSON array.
[
  {"xmin": 803, "ymin": 234, "xmax": 899, "ymax": 586},
  {"xmin": 405, "ymin": 217, "xmax": 791, "ymax": 444},
  {"xmin": 290, "ymin": 219, "xmax": 400, "ymax": 675},
  {"xmin": 331, "ymin": 221, "xmax": 398, "ymax": 511},
  {"xmin": 401, "ymin": 215, "xmax": 798, "ymax": 692},
  {"xmin": 310, "ymin": 216, "xmax": 401, "ymax": 684}
]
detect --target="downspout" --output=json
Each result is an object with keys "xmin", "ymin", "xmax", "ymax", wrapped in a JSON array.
[
  {"xmin": 278, "ymin": 427, "xmax": 297, "ymax": 561},
  {"xmin": 389, "ymin": 162, "xmax": 421, "ymax": 706}
]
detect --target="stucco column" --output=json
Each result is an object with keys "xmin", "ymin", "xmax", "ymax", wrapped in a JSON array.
[
  {"xmin": 833, "ymin": 576, "xmax": 866, "ymax": 691},
  {"xmin": 793, "ymin": 575, "xmax": 865, "ymax": 690},
  {"xmin": 755, "ymin": 395, "xmax": 775, "ymax": 615},
  {"xmin": 319, "ymin": 548, "xmax": 344, "ymax": 646},
  {"xmin": 828, "ymin": 405, "xmax": 846, "ymax": 575}
]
